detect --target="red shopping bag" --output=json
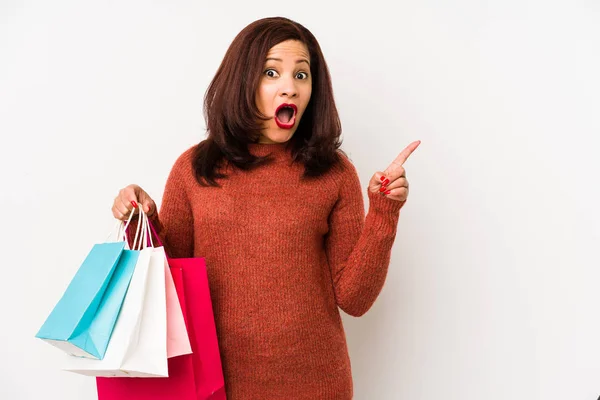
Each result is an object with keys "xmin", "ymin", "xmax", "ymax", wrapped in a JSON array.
[{"xmin": 96, "ymin": 222, "xmax": 225, "ymax": 399}]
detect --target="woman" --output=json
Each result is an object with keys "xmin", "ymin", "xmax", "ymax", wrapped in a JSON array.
[{"xmin": 112, "ymin": 16, "xmax": 419, "ymax": 400}]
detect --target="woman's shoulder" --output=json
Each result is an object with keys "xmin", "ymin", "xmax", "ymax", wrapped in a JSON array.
[
  {"xmin": 173, "ymin": 144, "xmax": 197, "ymax": 167},
  {"xmin": 330, "ymin": 148, "xmax": 359, "ymax": 178},
  {"xmin": 167, "ymin": 144, "xmax": 198, "ymax": 184}
]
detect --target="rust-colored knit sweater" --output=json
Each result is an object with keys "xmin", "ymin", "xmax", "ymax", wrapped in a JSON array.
[{"xmin": 151, "ymin": 142, "xmax": 403, "ymax": 399}]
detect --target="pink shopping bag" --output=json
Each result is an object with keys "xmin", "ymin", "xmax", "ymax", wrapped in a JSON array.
[
  {"xmin": 168, "ymin": 258, "xmax": 225, "ymax": 399},
  {"xmin": 96, "ymin": 222, "xmax": 225, "ymax": 399},
  {"xmin": 165, "ymin": 262, "xmax": 192, "ymax": 359}
]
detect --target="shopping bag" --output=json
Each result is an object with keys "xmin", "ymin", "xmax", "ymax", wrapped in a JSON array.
[
  {"xmin": 36, "ymin": 212, "xmax": 139, "ymax": 360},
  {"xmin": 97, "ymin": 267, "xmax": 196, "ymax": 400},
  {"xmin": 165, "ymin": 260, "xmax": 192, "ymax": 358},
  {"xmin": 64, "ymin": 210, "xmax": 173, "ymax": 377},
  {"xmin": 168, "ymin": 256, "xmax": 225, "ymax": 399},
  {"xmin": 96, "ymin": 220, "xmax": 225, "ymax": 400}
]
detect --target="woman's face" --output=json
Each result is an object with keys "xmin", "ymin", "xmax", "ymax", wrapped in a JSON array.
[{"xmin": 255, "ymin": 40, "xmax": 312, "ymax": 144}]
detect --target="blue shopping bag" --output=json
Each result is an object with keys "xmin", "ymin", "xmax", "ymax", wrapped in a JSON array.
[{"xmin": 36, "ymin": 241, "xmax": 140, "ymax": 360}]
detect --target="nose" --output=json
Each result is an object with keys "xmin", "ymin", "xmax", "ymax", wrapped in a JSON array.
[{"xmin": 278, "ymin": 75, "xmax": 298, "ymax": 98}]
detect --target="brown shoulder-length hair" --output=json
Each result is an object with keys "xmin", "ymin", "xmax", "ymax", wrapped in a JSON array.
[{"xmin": 192, "ymin": 16, "xmax": 344, "ymax": 186}]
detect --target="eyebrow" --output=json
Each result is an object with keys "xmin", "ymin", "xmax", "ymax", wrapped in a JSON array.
[{"xmin": 265, "ymin": 57, "xmax": 310, "ymax": 66}]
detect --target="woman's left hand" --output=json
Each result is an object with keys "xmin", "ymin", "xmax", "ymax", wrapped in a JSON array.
[{"xmin": 368, "ymin": 140, "xmax": 421, "ymax": 203}]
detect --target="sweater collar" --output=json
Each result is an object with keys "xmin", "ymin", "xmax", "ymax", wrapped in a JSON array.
[{"xmin": 248, "ymin": 141, "xmax": 293, "ymax": 160}]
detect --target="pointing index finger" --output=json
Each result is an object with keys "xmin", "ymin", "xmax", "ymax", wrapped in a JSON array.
[
  {"xmin": 395, "ymin": 140, "xmax": 420, "ymax": 166},
  {"xmin": 385, "ymin": 140, "xmax": 421, "ymax": 175}
]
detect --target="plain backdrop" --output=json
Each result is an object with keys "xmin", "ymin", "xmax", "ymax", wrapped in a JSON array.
[{"xmin": 1, "ymin": 1, "xmax": 599, "ymax": 399}]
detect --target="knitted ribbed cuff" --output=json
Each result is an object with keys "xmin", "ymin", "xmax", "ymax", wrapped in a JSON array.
[{"xmin": 367, "ymin": 189, "xmax": 405, "ymax": 214}]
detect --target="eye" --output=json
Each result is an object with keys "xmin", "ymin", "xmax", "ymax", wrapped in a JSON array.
[
  {"xmin": 264, "ymin": 69, "xmax": 279, "ymax": 78},
  {"xmin": 296, "ymin": 71, "xmax": 309, "ymax": 80}
]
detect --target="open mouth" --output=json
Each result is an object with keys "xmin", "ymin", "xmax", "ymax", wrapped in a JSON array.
[{"xmin": 275, "ymin": 103, "xmax": 297, "ymax": 129}]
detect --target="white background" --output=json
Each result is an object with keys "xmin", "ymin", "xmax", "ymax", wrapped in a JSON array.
[{"xmin": 1, "ymin": 1, "xmax": 599, "ymax": 399}]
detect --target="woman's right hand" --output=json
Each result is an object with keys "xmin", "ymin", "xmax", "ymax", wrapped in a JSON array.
[{"xmin": 112, "ymin": 184, "xmax": 157, "ymax": 221}]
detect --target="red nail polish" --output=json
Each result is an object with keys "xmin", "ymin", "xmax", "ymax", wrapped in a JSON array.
[
  {"xmin": 131, "ymin": 200, "xmax": 138, "ymax": 208},
  {"xmin": 380, "ymin": 176, "xmax": 386, "ymax": 182},
  {"xmin": 385, "ymin": 190, "xmax": 391, "ymax": 195},
  {"xmin": 383, "ymin": 179, "xmax": 390, "ymax": 186},
  {"xmin": 379, "ymin": 186, "xmax": 387, "ymax": 192}
]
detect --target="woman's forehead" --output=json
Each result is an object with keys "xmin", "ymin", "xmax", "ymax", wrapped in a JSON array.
[{"xmin": 266, "ymin": 40, "xmax": 310, "ymax": 60}]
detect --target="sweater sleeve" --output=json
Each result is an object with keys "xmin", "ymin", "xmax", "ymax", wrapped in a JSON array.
[
  {"xmin": 324, "ymin": 156, "xmax": 405, "ymax": 317},
  {"xmin": 146, "ymin": 149, "xmax": 196, "ymax": 258}
]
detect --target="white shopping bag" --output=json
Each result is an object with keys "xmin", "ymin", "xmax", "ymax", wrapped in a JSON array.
[{"xmin": 64, "ymin": 209, "xmax": 173, "ymax": 377}]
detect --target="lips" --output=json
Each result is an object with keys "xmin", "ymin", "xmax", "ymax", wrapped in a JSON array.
[{"xmin": 275, "ymin": 103, "xmax": 297, "ymax": 129}]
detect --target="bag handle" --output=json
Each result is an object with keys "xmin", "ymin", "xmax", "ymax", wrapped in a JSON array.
[
  {"xmin": 122, "ymin": 206, "xmax": 165, "ymax": 252},
  {"xmin": 126, "ymin": 203, "xmax": 158, "ymax": 251},
  {"xmin": 131, "ymin": 209, "xmax": 143, "ymax": 250},
  {"xmin": 146, "ymin": 212, "xmax": 155, "ymax": 248},
  {"xmin": 131, "ymin": 206, "xmax": 151, "ymax": 250},
  {"xmin": 105, "ymin": 205, "xmax": 137, "ymax": 248},
  {"xmin": 147, "ymin": 219, "xmax": 163, "ymax": 247}
]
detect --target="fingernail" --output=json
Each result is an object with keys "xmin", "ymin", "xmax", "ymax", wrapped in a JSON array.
[
  {"xmin": 380, "ymin": 176, "xmax": 386, "ymax": 182},
  {"xmin": 385, "ymin": 190, "xmax": 391, "ymax": 195},
  {"xmin": 131, "ymin": 200, "xmax": 138, "ymax": 208},
  {"xmin": 383, "ymin": 179, "xmax": 390, "ymax": 186},
  {"xmin": 379, "ymin": 186, "xmax": 387, "ymax": 192}
]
